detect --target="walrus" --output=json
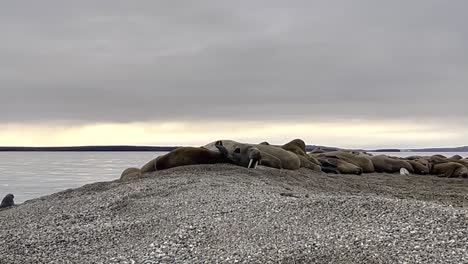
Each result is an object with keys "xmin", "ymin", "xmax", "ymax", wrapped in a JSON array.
[
  {"xmin": 427, "ymin": 155, "xmax": 468, "ymax": 170},
  {"xmin": 431, "ymin": 154, "xmax": 448, "ymax": 161},
  {"xmin": 451, "ymin": 158, "xmax": 468, "ymax": 169},
  {"xmin": 154, "ymin": 147, "xmax": 232, "ymax": 170},
  {"xmin": 281, "ymin": 139, "xmax": 321, "ymax": 171},
  {"xmin": 404, "ymin": 155, "xmax": 428, "ymax": 160},
  {"xmin": 120, "ymin": 167, "xmax": 142, "ymax": 181},
  {"xmin": 282, "ymin": 139, "xmax": 308, "ymax": 156},
  {"xmin": 140, "ymin": 156, "xmax": 161, "ymax": 174},
  {"xmin": 215, "ymin": 142, "xmax": 278, "ymax": 169},
  {"xmin": 370, "ymin": 155, "xmax": 414, "ymax": 173},
  {"xmin": 297, "ymin": 155, "xmax": 322, "ymax": 171},
  {"xmin": 431, "ymin": 157, "xmax": 468, "ymax": 170},
  {"xmin": 429, "ymin": 155, "xmax": 450, "ymax": 164},
  {"xmin": 0, "ymin": 194, "xmax": 14, "ymax": 209},
  {"xmin": 317, "ymin": 156, "xmax": 363, "ymax": 175},
  {"xmin": 212, "ymin": 140, "xmax": 301, "ymax": 170},
  {"xmin": 431, "ymin": 162, "xmax": 468, "ymax": 178},
  {"xmin": 450, "ymin": 155, "xmax": 463, "ymax": 160},
  {"xmin": 406, "ymin": 158, "xmax": 432, "ymax": 175},
  {"xmin": 313, "ymin": 151, "xmax": 375, "ymax": 173}
]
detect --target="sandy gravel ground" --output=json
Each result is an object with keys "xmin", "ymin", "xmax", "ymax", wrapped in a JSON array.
[{"xmin": 1, "ymin": 164, "xmax": 468, "ymax": 263}]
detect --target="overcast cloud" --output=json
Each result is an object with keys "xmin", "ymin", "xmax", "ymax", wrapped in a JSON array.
[{"xmin": 1, "ymin": 0, "xmax": 468, "ymax": 125}]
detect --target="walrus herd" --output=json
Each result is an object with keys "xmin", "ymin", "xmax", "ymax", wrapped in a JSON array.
[{"xmin": 120, "ymin": 139, "xmax": 468, "ymax": 181}]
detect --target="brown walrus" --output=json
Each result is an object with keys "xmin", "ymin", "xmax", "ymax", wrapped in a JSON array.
[
  {"xmin": 405, "ymin": 158, "xmax": 432, "ymax": 175},
  {"xmin": 429, "ymin": 155, "xmax": 450, "ymax": 164},
  {"xmin": 217, "ymin": 142, "xmax": 281, "ymax": 169},
  {"xmin": 404, "ymin": 155, "xmax": 425, "ymax": 160},
  {"xmin": 120, "ymin": 167, "xmax": 142, "ymax": 181},
  {"xmin": 281, "ymin": 139, "xmax": 321, "ymax": 171},
  {"xmin": 296, "ymin": 155, "xmax": 322, "ymax": 171},
  {"xmin": 431, "ymin": 162, "xmax": 468, "ymax": 178},
  {"xmin": 282, "ymin": 139, "xmax": 308, "ymax": 156},
  {"xmin": 211, "ymin": 140, "xmax": 301, "ymax": 170},
  {"xmin": 154, "ymin": 147, "xmax": 232, "ymax": 170},
  {"xmin": 313, "ymin": 151, "xmax": 375, "ymax": 173},
  {"xmin": 140, "ymin": 157, "xmax": 161, "ymax": 174},
  {"xmin": 450, "ymin": 155, "xmax": 463, "ymax": 160},
  {"xmin": 317, "ymin": 156, "xmax": 363, "ymax": 175},
  {"xmin": 370, "ymin": 155, "xmax": 414, "ymax": 173},
  {"xmin": 452, "ymin": 158, "xmax": 468, "ymax": 169}
]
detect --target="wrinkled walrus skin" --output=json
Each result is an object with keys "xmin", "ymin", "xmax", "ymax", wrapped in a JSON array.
[
  {"xmin": 317, "ymin": 157, "xmax": 363, "ymax": 175},
  {"xmin": 370, "ymin": 155, "xmax": 414, "ymax": 173},
  {"xmin": 312, "ymin": 151, "xmax": 375, "ymax": 173},
  {"xmin": 431, "ymin": 162, "xmax": 468, "ymax": 178},
  {"xmin": 154, "ymin": 147, "xmax": 232, "ymax": 170},
  {"xmin": 120, "ymin": 167, "xmax": 142, "ymax": 181},
  {"xmin": 206, "ymin": 140, "xmax": 302, "ymax": 170}
]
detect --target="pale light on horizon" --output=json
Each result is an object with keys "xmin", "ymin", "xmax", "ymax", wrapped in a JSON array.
[{"xmin": 0, "ymin": 120, "xmax": 465, "ymax": 149}]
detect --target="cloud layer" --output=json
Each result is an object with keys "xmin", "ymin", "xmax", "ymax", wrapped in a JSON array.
[{"xmin": 1, "ymin": 1, "xmax": 467, "ymax": 146}]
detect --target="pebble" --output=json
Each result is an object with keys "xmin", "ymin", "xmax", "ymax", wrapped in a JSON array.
[{"xmin": 0, "ymin": 164, "xmax": 467, "ymax": 263}]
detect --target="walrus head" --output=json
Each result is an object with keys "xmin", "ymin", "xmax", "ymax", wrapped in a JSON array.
[
  {"xmin": 450, "ymin": 155, "xmax": 463, "ymax": 160},
  {"xmin": 215, "ymin": 141, "xmax": 261, "ymax": 169},
  {"xmin": 282, "ymin": 139, "xmax": 307, "ymax": 156}
]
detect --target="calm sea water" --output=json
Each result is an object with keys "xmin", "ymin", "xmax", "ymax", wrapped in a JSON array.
[
  {"xmin": 0, "ymin": 151, "xmax": 466, "ymax": 203},
  {"xmin": 0, "ymin": 152, "xmax": 167, "ymax": 203}
]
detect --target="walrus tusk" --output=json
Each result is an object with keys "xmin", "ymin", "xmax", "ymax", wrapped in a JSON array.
[
  {"xmin": 400, "ymin": 168, "xmax": 410, "ymax": 176},
  {"xmin": 253, "ymin": 161, "xmax": 258, "ymax": 169},
  {"xmin": 248, "ymin": 159, "xmax": 253, "ymax": 168}
]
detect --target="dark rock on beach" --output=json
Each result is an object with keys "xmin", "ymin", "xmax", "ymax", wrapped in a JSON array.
[
  {"xmin": 0, "ymin": 194, "xmax": 14, "ymax": 209},
  {"xmin": 1, "ymin": 164, "xmax": 468, "ymax": 263}
]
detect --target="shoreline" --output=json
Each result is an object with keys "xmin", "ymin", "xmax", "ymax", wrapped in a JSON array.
[{"xmin": 1, "ymin": 164, "xmax": 468, "ymax": 262}]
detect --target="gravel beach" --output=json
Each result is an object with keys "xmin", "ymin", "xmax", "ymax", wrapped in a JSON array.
[{"xmin": 1, "ymin": 164, "xmax": 468, "ymax": 263}]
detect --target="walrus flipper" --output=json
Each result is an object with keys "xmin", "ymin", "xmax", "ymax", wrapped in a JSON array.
[{"xmin": 258, "ymin": 152, "xmax": 282, "ymax": 169}]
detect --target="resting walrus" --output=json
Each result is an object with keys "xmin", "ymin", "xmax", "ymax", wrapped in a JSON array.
[
  {"xmin": 120, "ymin": 167, "xmax": 142, "ymax": 181},
  {"xmin": 450, "ymin": 155, "xmax": 463, "ymax": 160},
  {"xmin": 317, "ymin": 156, "xmax": 363, "ymax": 175},
  {"xmin": 370, "ymin": 155, "xmax": 414, "ymax": 173},
  {"xmin": 431, "ymin": 162, "xmax": 468, "ymax": 178},
  {"xmin": 154, "ymin": 147, "xmax": 232, "ymax": 170},
  {"xmin": 405, "ymin": 158, "xmax": 432, "ymax": 175},
  {"xmin": 452, "ymin": 159, "xmax": 468, "ymax": 169},
  {"xmin": 210, "ymin": 140, "xmax": 301, "ymax": 170},
  {"xmin": 312, "ymin": 151, "xmax": 375, "ymax": 173},
  {"xmin": 281, "ymin": 139, "xmax": 321, "ymax": 171},
  {"xmin": 140, "ymin": 156, "xmax": 162, "ymax": 174},
  {"xmin": 215, "ymin": 142, "xmax": 279, "ymax": 169}
]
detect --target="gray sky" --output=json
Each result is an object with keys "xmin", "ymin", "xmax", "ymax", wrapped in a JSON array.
[{"xmin": 1, "ymin": 1, "xmax": 467, "ymax": 147}]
